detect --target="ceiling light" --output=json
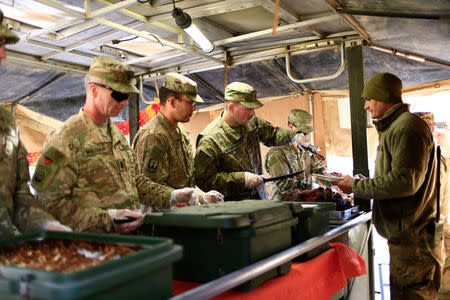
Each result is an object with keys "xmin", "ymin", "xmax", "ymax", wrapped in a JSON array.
[{"xmin": 172, "ymin": 7, "xmax": 214, "ymax": 53}]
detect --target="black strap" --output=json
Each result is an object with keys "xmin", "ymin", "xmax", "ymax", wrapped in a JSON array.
[{"xmin": 436, "ymin": 146, "xmax": 441, "ymax": 223}]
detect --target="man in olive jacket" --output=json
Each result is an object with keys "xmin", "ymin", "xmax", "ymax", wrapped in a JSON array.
[{"xmin": 337, "ymin": 73, "xmax": 444, "ymax": 299}]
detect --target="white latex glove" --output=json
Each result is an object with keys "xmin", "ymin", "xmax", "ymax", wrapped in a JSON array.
[
  {"xmin": 244, "ymin": 172, "xmax": 264, "ymax": 189},
  {"xmin": 292, "ymin": 133, "xmax": 311, "ymax": 147},
  {"xmin": 109, "ymin": 209, "xmax": 144, "ymax": 234},
  {"xmin": 203, "ymin": 190, "xmax": 224, "ymax": 203},
  {"xmin": 41, "ymin": 221, "xmax": 72, "ymax": 232},
  {"xmin": 170, "ymin": 187, "xmax": 200, "ymax": 206}
]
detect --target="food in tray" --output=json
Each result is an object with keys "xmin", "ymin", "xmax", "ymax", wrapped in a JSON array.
[
  {"xmin": 281, "ymin": 187, "xmax": 352, "ymax": 211},
  {"xmin": 312, "ymin": 173, "xmax": 343, "ymax": 183},
  {"xmin": 0, "ymin": 238, "xmax": 142, "ymax": 273}
]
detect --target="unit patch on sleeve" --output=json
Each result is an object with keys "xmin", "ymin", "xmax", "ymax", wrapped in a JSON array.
[
  {"xmin": 147, "ymin": 159, "xmax": 159, "ymax": 173},
  {"xmin": 31, "ymin": 147, "xmax": 65, "ymax": 192}
]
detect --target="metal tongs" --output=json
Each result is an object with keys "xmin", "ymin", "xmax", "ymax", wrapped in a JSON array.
[{"xmin": 263, "ymin": 170, "xmax": 305, "ymax": 182}]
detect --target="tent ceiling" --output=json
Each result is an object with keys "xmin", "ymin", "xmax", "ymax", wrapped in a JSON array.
[{"xmin": 0, "ymin": 0, "xmax": 449, "ymax": 121}]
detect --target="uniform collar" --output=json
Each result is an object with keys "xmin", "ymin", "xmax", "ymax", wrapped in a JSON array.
[
  {"xmin": 157, "ymin": 111, "xmax": 188, "ymax": 142},
  {"xmin": 218, "ymin": 112, "xmax": 248, "ymax": 142},
  {"xmin": 79, "ymin": 109, "xmax": 122, "ymax": 145},
  {"xmin": 373, "ymin": 103, "xmax": 409, "ymax": 132}
]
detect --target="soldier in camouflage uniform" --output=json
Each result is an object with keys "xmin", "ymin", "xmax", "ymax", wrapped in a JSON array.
[
  {"xmin": 133, "ymin": 73, "xmax": 223, "ymax": 206},
  {"xmin": 337, "ymin": 73, "xmax": 444, "ymax": 299},
  {"xmin": 31, "ymin": 56, "xmax": 171, "ymax": 233},
  {"xmin": 1, "ymin": 10, "xmax": 71, "ymax": 238},
  {"xmin": 415, "ymin": 112, "xmax": 450, "ymax": 299},
  {"xmin": 195, "ymin": 82, "xmax": 304, "ymax": 201},
  {"xmin": 264, "ymin": 109, "xmax": 327, "ymax": 201}
]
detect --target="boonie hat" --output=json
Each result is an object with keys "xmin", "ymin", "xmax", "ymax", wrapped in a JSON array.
[
  {"xmin": 163, "ymin": 73, "xmax": 204, "ymax": 103},
  {"xmin": 88, "ymin": 56, "xmax": 139, "ymax": 94},
  {"xmin": 362, "ymin": 73, "xmax": 403, "ymax": 103},
  {"xmin": 0, "ymin": 9, "xmax": 19, "ymax": 44},
  {"xmin": 224, "ymin": 82, "xmax": 263, "ymax": 109},
  {"xmin": 288, "ymin": 109, "xmax": 313, "ymax": 133}
]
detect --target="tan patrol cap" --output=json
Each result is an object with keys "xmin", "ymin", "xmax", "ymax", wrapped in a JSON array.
[
  {"xmin": 288, "ymin": 109, "xmax": 313, "ymax": 133},
  {"xmin": 88, "ymin": 56, "xmax": 139, "ymax": 94},
  {"xmin": 0, "ymin": 9, "xmax": 19, "ymax": 44},
  {"xmin": 163, "ymin": 73, "xmax": 204, "ymax": 103},
  {"xmin": 224, "ymin": 82, "xmax": 263, "ymax": 109}
]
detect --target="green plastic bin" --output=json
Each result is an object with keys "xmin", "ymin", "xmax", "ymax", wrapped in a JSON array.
[
  {"xmin": 144, "ymin": 200, "xmax": 298, "ymax": 291},
  {"xmin": 281, "ymin": 201, "xmax": 336, "ymax": 261},
  {"xmin": 0, "ymin": 231, "xmax": 182, "ymax": 300}
]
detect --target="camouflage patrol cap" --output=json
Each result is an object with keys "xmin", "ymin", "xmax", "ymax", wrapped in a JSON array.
[
  {"xmin": 163, "ymin": 73, "xmax": 204, "ymax": 102},
  {"xmin": 224, "ymin": 82, "xmax": 263, "ymax": 109},
  {"xmin": 88, "ymin": 56, "xmax": 139, "ymax": 94},
  {"xmin": 288, "ymin": 109, "xmax": 313, "ymax": 133},
  {"xmin": 362, "ymin": 73, "xmax": 403, "ymax": 103},
  {"xmin": 415, "ymin": 112, "xmax": 434, "ymax": 127},
  {"xmin": 0, "ymin": 9, "xmax": 19, "ymax": 44}
]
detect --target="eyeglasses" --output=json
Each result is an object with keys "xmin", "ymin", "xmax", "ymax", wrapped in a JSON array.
[
  {"xmin": 90, "ymin": 82, "xmax": 129, "ymax": 102},
  {"xmin": 177, "ymin": 98, "xmax": 196, "ymax": 107}
]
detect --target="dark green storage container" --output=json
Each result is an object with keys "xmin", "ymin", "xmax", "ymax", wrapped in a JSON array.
[
  {"xmin": 144, "ymin": 200, "xmax": 298, "ymax": 291},
  {"xmin": 281, "ymin": 201, "xmax": 336, "ymax": 261},
  {"xmin": 0, "ymin": 231, "xmax": 182, "ymax": 300}
]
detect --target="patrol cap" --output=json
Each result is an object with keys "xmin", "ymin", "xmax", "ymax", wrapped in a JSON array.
[
  {"xmin": 362, "ymin": 72, "xmax": 403, "ymax": 103},
  {"xmin": 288, "ymin": 109, "xmax": 313, "ymax": 133},
  {"xmin": 224, "ymin": 82, "xmax": 263, "ymax": 109},
  {"xmin": 88, "ymin": 56, "xmax": 139, "ymax": 94},
  {"xmin": 415, "ymin": 112, "xmax": 434, "ymax": 127},
  {"xmin": 163, "ymin": 73, "xmax": 204, "ymax": 102},
  {"xmin": 0, "ymin": 9, "xmax": 19, "ymax": 44}
]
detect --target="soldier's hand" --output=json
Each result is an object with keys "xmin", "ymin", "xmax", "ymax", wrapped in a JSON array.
[
  {"xmin": 292, "ymin": 133, "xmax": 311, "ymax": 147},
  {"xmin": 335, "ymin": 175, "xmax": 354, "ymax": 194},
  {"xmin": 42, "ymin": 221, "xmax": 72, "ymax": 232},
  {"xmin": 244, "ymin": 172, "xmax": 264, "ymax": 188},
  {"xmin": 112, "ymin": 209, "xmax": 144, "ymax": 234},
  {"xmin": 170, "ymin": 187, "xmax": 200, "ymax": 206},
  {"xmin": 203, "ymin": 190, "xmax": 224, "ymax": 203}
]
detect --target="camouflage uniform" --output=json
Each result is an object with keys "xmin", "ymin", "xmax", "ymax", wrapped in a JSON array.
[
  {"xmin": 133, "ymin": 112, "xmax": 194, "ymax": 192},
  {"xmin": 1, "ymin": 14, "xmax": 57, "ymax": 239},
  {"xmin": 354, "ymin": 74, "xmax": 444, "ymax": 299},
  {"xmin": 195, "ymin": 82, "xmax": 297, "ymax": 201},
  {"xmin": 265, "ymin": 144, "xmax": 326, "ymax": 200},
  {"xmin": 31, "ymin": 109, "xmax": 142, "ymax": 232},
  {"xmin": 133, "ymin": 73, "xmax": 204, "ymax": 204},
  {"xmin": 31, "ymin": 57, "xmax": 168, "ymax": 232},
  {"xmin": 416, "ymin": 112, "xmax": 450, "ymax": 299},
  {"xmin": 0, "ymin": 106, "xmax": 57, "ymax": 238},
  {"xmin": 264, "ymin": 109, "xmax": 326, "ymax": 201}
]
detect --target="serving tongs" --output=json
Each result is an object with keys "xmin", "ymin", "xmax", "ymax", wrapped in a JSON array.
[{"xmin": 263, "ymin": 170, "xmax": 305, "ymax": 182}]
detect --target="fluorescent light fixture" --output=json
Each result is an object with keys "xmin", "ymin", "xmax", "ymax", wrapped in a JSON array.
[{"xmin": 172, "ymin": 7, "xmax": 214, "ymax": 53}]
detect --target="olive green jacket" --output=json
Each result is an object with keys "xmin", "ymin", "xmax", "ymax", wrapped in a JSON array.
[
  {"xmin": 32, "ymin": 109, "xmax": 167, "ymax": 232},
  {"xmin": 1, "ymin": 106, "xmax": 56, "ymax": 238},
  {"xmin": 264, "ymin": 144, "xmax": 326, "ymax": 201},
  {"xmin": 353, "ymin": 103, "xmax": 437, "ymax": 241},
  {"xmin": 195, "ymin": 114, "xmax": 296, "ymax": 201},
  {"xmin": 133, "ymin": 112, "xmax": 193, "ymax": 201}
]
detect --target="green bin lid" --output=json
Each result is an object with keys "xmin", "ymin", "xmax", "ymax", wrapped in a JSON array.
[
  {"xmin": 146, "ymin": 200, "xmax": 294, "ymax": 229},
  {"xmin": 279, "ymin": 201, "xmax": 336, "ymax": 216}
]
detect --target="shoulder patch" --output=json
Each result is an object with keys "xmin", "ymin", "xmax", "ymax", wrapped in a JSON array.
[
  {"xmin": 31, "ymin": 147, "xmax": 65, "ymax": 192},
  {"xmin": 146, "ymin": 159, "xmax": 159, "ymax": 173}
]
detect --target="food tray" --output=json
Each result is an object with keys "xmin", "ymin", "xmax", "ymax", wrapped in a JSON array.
[
  {"xmin": 0, "ymin": 231, "xmax": 182, "ymax": 300},
  {"xmin": 312, "ymin": 174, "xmax": 343, "ymax": 183},
  {"xmin": 329, "ymin": 205, "xmax": 359, "ymax": 220}
]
